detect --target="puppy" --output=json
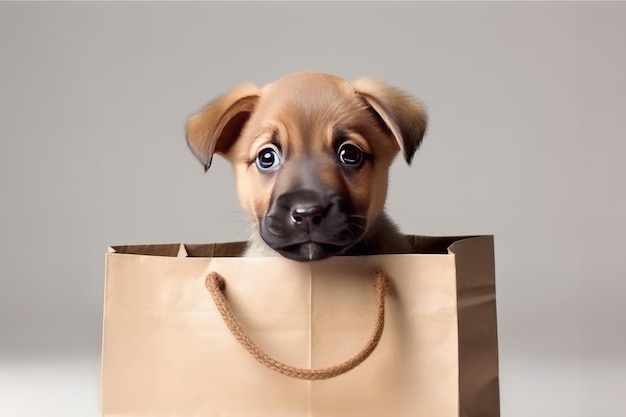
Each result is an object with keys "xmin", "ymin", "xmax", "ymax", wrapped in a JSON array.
[{"xmin": 186, "ymin": 73, "xmax": 427, "ymax": 261}]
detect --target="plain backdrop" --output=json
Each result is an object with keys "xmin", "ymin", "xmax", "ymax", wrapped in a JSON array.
[{"xmin": 1, "ymin": 2, "xmax": 625, "ymax": 416}]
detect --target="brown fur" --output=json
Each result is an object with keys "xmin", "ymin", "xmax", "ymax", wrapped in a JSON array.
[{"xmin": 186, "ymin": 72, "xmax": 427, "ymax": 261}]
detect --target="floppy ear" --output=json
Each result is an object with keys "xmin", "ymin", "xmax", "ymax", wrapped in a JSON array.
[
  {"xmin": 186, "ymin": 84, "xmax": 260, "ymax": 171},
  {"xmin": 353, "ymin": 78, "xmax": 428, "ymax": 164}
]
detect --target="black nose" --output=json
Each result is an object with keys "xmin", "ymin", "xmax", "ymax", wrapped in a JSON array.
[
  {"xmin": 273, "ymin": 189, "xmax": 331, "ymax": 230},
  {"xmin": 291, "ymin": 204, "xmax": 326, "ymax": 226}
]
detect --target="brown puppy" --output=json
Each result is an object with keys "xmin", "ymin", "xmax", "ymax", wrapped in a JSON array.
[{"xmin": 186, "ymin": 73, "xmax": 427, "ymax": 261}]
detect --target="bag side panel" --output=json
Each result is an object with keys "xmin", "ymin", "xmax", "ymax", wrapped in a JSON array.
[{"xmin": 452, "ymin": 236, "xmax": 500, "ymax": 417}]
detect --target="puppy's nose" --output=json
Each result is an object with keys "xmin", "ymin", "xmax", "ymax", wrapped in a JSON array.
[{"xmin": 291, "ymin": 204, "xmax": 326, "ymax": 226}]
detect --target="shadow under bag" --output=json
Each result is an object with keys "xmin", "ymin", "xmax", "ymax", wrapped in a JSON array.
[{"xmin": 102, "ymin": 235, "xmax": 499, "ymax": 417}]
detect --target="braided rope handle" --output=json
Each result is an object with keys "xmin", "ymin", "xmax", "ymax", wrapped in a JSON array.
[{"xmin": 205, "ymin": 270, "xmax": 390, "ymax": 380}]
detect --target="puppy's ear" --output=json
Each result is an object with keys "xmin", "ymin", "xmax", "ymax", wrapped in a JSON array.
[
  {"xmin": 353, "ymin": 78, "xmax": 427, "ymax": 164},
  {"xmin": 186, "ymin": 84, "xmax": 260, "ymax": 171}
]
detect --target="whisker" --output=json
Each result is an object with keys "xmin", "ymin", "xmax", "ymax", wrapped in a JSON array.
[
  {"xmin": 348, "ymin": 214, "xmax": 368, "ymax": 220},
  {"xmin": 349, "ymin": 222, "xmax": 366, "ymax": 232},
  {"xmin": 384, "ymin": 207, "xmax": 407, "ymax": 219}
]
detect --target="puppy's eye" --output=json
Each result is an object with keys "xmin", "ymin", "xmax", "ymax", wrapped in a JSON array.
[
  {"xmin": 337, "ymin": 141, "xmax": 365, "ymax": 168},
  {"xmin": 255, "ymin": 145, "xmax": 282, "ymax": 171}
]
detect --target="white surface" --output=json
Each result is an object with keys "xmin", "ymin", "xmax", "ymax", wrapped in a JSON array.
[
  {"xmin": 1, "ymin": 355, "xmax": 624, "ymax": 416},
  {"xmin": 0, "ymin": 356, "xmax": 100, "ymax": 417}
]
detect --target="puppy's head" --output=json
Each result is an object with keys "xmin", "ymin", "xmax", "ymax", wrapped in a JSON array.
[{"xmin": 186, "ymin": 73, "xmax": 427, "ymax": 261}]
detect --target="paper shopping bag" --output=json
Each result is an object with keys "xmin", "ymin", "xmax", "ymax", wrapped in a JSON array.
[{"xmin": 101, "ymin": 235, "xmax": 499, "ymax": 417}]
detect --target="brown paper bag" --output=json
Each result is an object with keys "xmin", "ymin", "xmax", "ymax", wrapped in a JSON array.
[{"xmin": 101, "ymin": 235, "xmax": 499, "ymax": 417}]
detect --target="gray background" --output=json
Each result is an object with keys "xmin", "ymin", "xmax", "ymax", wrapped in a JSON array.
[{"xmin": 1, "ymin": 2, "xmax": 625, "ymax": 416}]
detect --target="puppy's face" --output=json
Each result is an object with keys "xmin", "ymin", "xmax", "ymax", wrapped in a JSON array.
[{"xmin": 187, "ymin": 73, "xmax": 427, "ymax": 261}]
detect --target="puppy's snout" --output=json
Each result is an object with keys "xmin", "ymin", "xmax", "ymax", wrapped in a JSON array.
[
  {"xmin": 291, "ymin": 204, "xmax": 326, "ymax": 226},
  {"xmin": 261, "ymin": 186, "xmax": 364, "ymax": 260}
]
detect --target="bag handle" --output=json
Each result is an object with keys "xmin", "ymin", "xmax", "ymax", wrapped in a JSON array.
[{"xmin": 205, "ymin": 270, "xmax": 390, "ymax": 380}]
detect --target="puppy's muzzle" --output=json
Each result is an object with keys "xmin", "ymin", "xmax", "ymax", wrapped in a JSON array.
[{"xmin": 260, "ymin": 189, "xmax": 366, "ymax": 261}]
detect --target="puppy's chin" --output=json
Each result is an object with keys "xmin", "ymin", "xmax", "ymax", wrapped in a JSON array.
[
  {"xmin": 275, "ymin": 242, "xmax": 345, "ymax": 262},
  {"xmin": 259, "ymin": 222, "xmax": 366, "ymax": 262}
]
